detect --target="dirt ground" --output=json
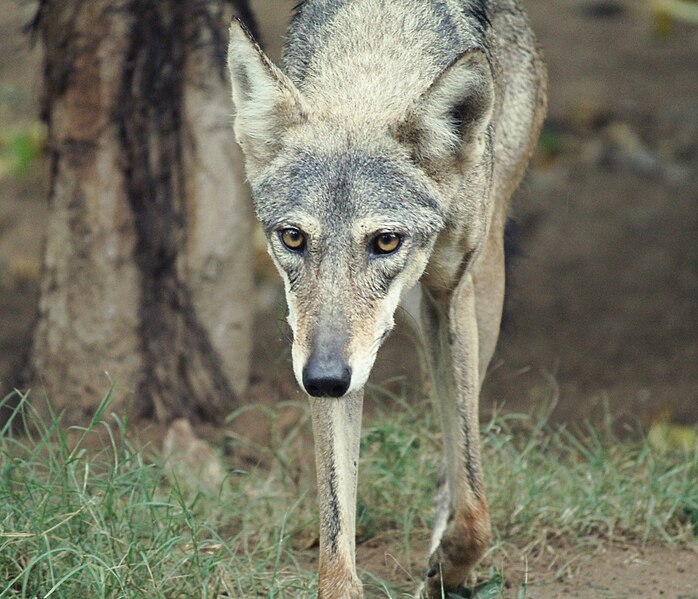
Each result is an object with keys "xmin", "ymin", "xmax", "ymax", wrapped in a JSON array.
[
  {"xmin": 489, "ymin": 0, "xmax": 698, "ymax": 430},
  {"xmin": 356, "ymin": 536, "xmax": 698, "ymax": 598},
  {"xmin": 1, "ymin": 0, "xmax": 697, "ymax": 597}
]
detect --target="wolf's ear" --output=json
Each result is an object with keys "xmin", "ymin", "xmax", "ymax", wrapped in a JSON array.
[
  {"xmin": 398, "ymin": 49, "xmax": 494, "ymax": 173},
  {"xmin": 227, "ymin": 19, "xmax": 307, "ymax": 179}
]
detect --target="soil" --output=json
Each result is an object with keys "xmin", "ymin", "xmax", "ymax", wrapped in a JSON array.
[
  {"xmin": 355, "ymin": 536, "xmax": 698, "ymax": 598},
  {"xmin": 0, "ymin": 0, "xmax": 697, "ymax": 597}
]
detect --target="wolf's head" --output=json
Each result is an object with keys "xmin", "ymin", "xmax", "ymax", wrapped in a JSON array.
[{"xmin": 227, "ymin": 20, "xmax": 494, "ymax": 398}]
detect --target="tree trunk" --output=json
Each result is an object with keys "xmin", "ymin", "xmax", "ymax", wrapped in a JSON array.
[{"xmin": 28, "ymin": 0, "xmax": 255, "ymax": 424}]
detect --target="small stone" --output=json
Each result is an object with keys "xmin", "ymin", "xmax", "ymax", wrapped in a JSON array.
[{"xmin": 163, "ymin": 418, "xmax": 226, "ymax": 493}]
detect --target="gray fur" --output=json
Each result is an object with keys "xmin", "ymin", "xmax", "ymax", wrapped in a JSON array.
[
  {"xmin": 285, "ymin": 0, "xmax": 492, "ymax": 84},
  {"xmin": 227, "ymin": 1, "xmax": 546, "ymax": 596}
]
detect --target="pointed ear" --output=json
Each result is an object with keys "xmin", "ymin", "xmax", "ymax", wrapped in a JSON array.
[
  {"xmin": 227, "ymin": 19, "xmax": 307, "ymax": 179},
  {"xmin": 397, "ymin": 49, "xmax": 494, "ymax": 173}
]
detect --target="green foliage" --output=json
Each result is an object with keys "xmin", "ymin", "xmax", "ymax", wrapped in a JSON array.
[
  {"xmin": 0, "ymin": 391, "xmax": 318, "ymax": 598},
  {"xmin": 537, "ymin": 130, "xmax": 564, "ymax": 159},
  {"xmin": 482, "ymin": 408, "xmax": 698, "ymax": 546},
  {"xmin": 448, "ymin": 570, "xmax": 504, "ymax": 598},
  {"xmin": 651, "ymin": 0, "xmax": 698, "ymax": 38},
  {"xmin": 0, "ymin": 122, "xmax": 46, "ymax": 178},
  {"xmin": 1, "ymin": 387, "xmax": 696, "ymax": 598},
  {"xmin": 358, "ymin": 387, "xmax": 437, "ymax": 542}
]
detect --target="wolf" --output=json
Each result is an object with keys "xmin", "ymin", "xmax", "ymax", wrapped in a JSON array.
[{"xmin": 227, "ymin": 0, "xmax": 546, "ymax": 596}]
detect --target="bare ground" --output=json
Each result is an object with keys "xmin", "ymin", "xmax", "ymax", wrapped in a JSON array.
[
  {"xmin": 1, "ymin": 0, "xmax": 697, "ymax": 597},
  {"xmin": 356, "ymin": 538, "xmax": 698, "ymax": 598}
]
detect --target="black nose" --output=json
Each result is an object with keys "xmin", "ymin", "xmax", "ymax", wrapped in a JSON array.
[{"xmin": 302, "ymin": 355, "xmax": 352, "ymax": 398}]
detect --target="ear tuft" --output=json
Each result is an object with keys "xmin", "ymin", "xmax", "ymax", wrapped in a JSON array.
[
  {"xmin": 227, "ymin": 19, "xmax": 307, "ymax": 178},
  {"xmin": 397, "ymin": 49, "xmax": 494, "ymax": 172}
]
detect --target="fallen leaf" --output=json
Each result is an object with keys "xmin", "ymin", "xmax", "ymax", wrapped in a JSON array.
[{"xmin": 648, "ymin": 420, "xmax": 698, "ymax": 454}]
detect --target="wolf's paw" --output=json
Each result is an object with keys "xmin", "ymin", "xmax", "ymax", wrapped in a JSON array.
[
  {"xmin": 421, "ymin": 512, "xmax": 491, "ymax": 598},
  {"xmin": 317, "ymin": 568, "xmax": 363, "ymax": 599},
  {"xmin": 422, "ymin": 548, "xmax": 470, "ymax": 598}
]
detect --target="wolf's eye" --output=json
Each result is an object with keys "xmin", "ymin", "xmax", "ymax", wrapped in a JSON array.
[
  {"xmin": 280, "ymin": 227, "xmax": 306, "ymax": 252},
  {"xmin": 371, "ymin": 232, "xmax": 402, "ymax": 255}
]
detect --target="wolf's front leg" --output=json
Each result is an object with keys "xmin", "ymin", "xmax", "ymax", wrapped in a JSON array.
[
  {"xmin": 420, "ymin": 276, "xmax": 491, "ymax": 598},
  {"xmin": 309, "ymin": 393, "xmax": 364, "ymax": 599}
]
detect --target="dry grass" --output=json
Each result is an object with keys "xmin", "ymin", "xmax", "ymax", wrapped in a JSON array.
[{"xmin": 1, "ymin": 386, "xmax": 696, "ymax": 598}]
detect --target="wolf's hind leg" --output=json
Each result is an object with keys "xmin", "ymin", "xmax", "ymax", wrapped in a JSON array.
[{"xmin": 420, "ymin": 275, "xmax": 491, "ymax": 597}]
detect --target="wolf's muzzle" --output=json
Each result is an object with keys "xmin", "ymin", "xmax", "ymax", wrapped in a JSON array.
[{"xmin": 302, "ymin": 354, "xmax": 352, "ymax": 397}]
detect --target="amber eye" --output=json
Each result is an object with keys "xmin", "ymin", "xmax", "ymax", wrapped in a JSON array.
[
  {"xmin": 280, "ymin": 227, "xmax": 306, "ymax": 251},
  {"xmin": 372, "ymin": 232, "xmax": 402, "ymax": 255}
]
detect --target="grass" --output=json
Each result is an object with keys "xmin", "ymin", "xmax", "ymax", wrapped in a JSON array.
[{"xmin": 1, "ymin": 386, "xmax": 696, "ymax": 598}]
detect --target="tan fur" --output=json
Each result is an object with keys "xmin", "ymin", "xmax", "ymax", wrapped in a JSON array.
[
  {"xmin": 318, "ymin": 555, "xmax": 364, "ymax": 599},
  {"xmin": 308, "ymin": 394, "xmax": 365, "ymax": 596},
  {"xmin": 425, "ymin": 497, "xmax": 492, "ymax": 594},
  {"xmin": 227, "ymin": 2, "xmax": 547, "ymax": 596}
]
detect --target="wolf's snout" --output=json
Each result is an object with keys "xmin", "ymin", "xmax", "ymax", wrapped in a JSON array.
[{"xmin": 302, "ymin": 354, "xmax": 352, "ymax": 398}]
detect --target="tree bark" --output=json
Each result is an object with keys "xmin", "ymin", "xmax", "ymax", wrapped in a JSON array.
[{"xmin": 28, "ymin": 0, "xmax": 255, "ymax": 424}]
